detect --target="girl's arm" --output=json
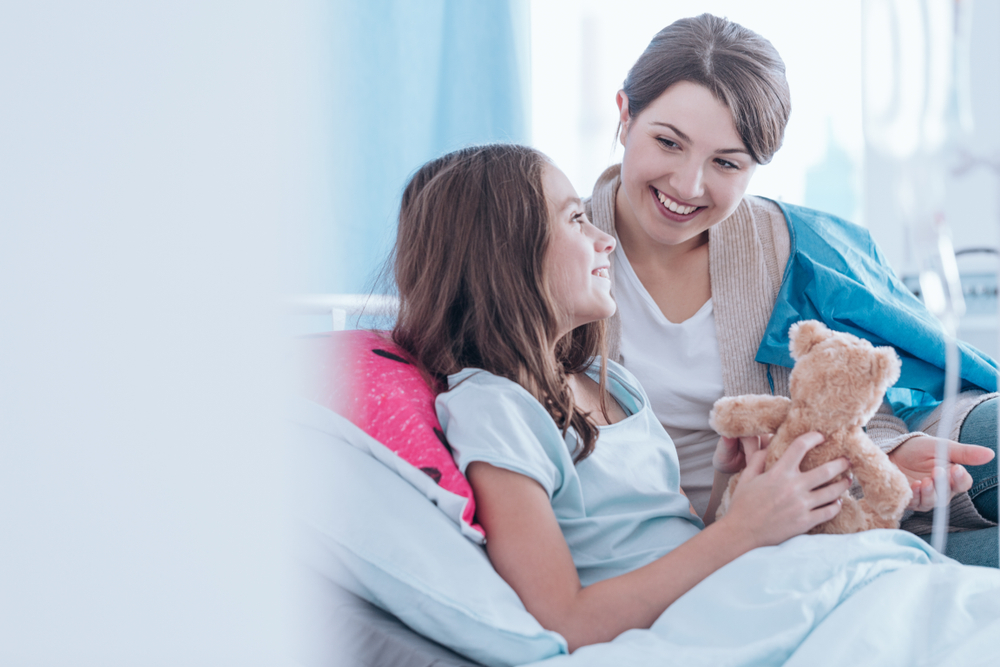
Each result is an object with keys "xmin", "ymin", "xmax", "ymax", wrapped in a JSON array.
[{"xmin": 468, "ymin": 431, "xmax": 850, "ymax": 653}]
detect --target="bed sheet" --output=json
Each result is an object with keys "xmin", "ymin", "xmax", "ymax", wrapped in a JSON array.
[
  {"xmin": 524, "ymin": 530, "xmax": 1000, "ymax": 667},
  {"xmin": 296, "ymin": 568, "xmax": 483, "ymax": 667}
]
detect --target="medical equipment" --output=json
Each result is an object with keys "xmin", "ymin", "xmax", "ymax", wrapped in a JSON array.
[{"xmin": 862, "ymin": 0, "xmax": 982, "ymax": 555}]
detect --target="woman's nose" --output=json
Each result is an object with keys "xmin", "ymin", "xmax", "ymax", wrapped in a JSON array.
[{"xmin": 670, "ymin": 159, "xmax": 705, "ymax": 200}]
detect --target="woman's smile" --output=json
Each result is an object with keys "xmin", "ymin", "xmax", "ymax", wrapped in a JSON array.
[{"xmin": 651, "ymin": 186, "xmax": 704, "ymax": 220}]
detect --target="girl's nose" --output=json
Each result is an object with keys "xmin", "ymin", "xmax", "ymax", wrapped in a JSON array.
[{"xmin": 593, "ymin": 227, "xmax": 616, "ymax": 253}]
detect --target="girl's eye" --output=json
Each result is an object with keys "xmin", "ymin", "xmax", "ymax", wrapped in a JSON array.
[
  {"xmin": 571, "ymin": 213, "xmax": 586, "ymax": 226},
  {"xmin": 656, "ymin": 137, "xmax": 679, "ymax": 149},
  {"xmin": 715, "ymin": 158, "xmax": 740, "ymax": 170}
]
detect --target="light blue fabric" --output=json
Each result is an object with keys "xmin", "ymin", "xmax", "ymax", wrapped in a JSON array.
[
  {"xmin": 757, "ymin": 201, "xmax": 997, "ymax": 416},
  {"xmin": 436, "ymin": 361, "xmax": 703, "ymax": 587},
  {"xmin": 324, "ymin": 0, "xmax": 531, "ymax": 298},
  {"xmin": 290, "ymin": 400, "xmax": 567, "ymax": 667},
  {"xmin": 525, "ymin": 531, "xmax": 1000, "ymax": 667}
]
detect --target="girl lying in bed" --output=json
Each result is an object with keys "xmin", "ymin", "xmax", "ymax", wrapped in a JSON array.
[{"xmin": 388, "ymin": 143, "xmax": 994, "ymax": 653}]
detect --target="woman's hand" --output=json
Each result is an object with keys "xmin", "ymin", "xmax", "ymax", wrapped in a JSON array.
[
  {"xmin": 888, "ymin": 436, "xmax": 995, "ymax": 511},
  {"xmin": 712, "ymin": 434, "xmax": 772, "ymax": 474},
  {"xmin": 719, "ymin": 432, "xmax": 851, "ymax": 548}
]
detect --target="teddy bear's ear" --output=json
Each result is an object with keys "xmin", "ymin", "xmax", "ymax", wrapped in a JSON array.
[
  {"xmin": 872, "ymin": 346, "xmax": 902, "ymax": 387},
  {"xmin": 789, "ymin": 320, "xmax": 831, "ymax": 360}
]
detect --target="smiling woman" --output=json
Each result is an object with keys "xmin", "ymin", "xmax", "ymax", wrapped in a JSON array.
[
  {"xmin": 584, "ymin": 13, "xmax": 998, "ymax": 566},
  {"xmin": 614, "ymin": 81, "xmax": 757, "ymax": 325}
]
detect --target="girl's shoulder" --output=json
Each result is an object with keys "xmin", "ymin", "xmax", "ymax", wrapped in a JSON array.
[
  {"xmin": 441, "ymin": 368, "xmax": 554, "ymax": 422},
  {"xmin": 446, "ymin": 359, "xmax": 643, "ymax": 411},
  {"xmin": 601, "ymin": 358, "xmax": 641, "ymax": 392}
]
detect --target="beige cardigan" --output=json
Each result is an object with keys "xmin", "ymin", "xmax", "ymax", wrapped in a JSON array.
[{"xmin": 586, "ymin": 164, "xmax": 994, "ymax": 532}]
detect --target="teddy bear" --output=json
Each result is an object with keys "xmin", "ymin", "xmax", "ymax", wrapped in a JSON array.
[{"xmin": 709, "ymin": 320, "xmax": 913, "ymax": 534}]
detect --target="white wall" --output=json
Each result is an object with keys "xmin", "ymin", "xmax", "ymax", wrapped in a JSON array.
[{"xmin": 0, "ymin": 2, "xmax": 334, "ymax": 663}]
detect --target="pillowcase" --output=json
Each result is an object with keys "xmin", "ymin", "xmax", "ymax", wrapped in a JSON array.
[
  {"xmin": 298, "ymin": 329, "xmax": 484, "ymax": 543},
  {"xmin": 290, "ymin": 400, "xmax": 568, "ymax": 667}
]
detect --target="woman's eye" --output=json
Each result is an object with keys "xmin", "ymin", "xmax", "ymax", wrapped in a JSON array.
[
  {"xmin": 715, "ymin": 158, "xmax": 740, "ymax": 170},
  {"xmin": 571, "ymin": 213, "xmax": 586, "ymax": 225},
  {"xmin": 657, "ymin": 137, "xmax": 679, "ymax": 149}
]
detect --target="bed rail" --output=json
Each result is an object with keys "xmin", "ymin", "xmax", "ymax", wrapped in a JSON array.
[{"xmin": 289, "ymin": 294, "xmax": 399, "ymax": 331}]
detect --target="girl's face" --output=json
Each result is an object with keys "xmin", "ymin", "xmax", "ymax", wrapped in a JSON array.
[
  {"xmin": 616, "ymin": 81, "xmax": 757, "ymax": 250},
  {"xmin": 541, "ymin": 163, "xmax": 617, "ymax": 338}
]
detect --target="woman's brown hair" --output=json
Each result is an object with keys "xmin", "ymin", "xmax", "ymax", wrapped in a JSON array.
[
  {"xmin": 392, "ymin": 144, "xmax": 609, "ymax": 462},
  {"xmin": 621, "ymin": 13, "xmax": 791, "ymax": 164}
]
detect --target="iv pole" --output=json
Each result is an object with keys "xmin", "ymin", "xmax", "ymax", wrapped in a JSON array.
[{"xmin": 862, "ymin": 0, "xmax": 974, "ymax": 556}]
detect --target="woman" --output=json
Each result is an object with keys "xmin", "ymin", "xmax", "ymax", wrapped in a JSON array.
[
  {"xmin": 585, "ymin": 13, "xmax": 997, "ymax": 565},
  {"xmin": 393, "ymin": 143, "xmax": 854, "ymax": 651}
]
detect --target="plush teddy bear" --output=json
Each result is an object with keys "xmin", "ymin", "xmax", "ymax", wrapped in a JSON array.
[{"xmin": 709, "ymin": 320, "xmax": 913, "ymax": 534}]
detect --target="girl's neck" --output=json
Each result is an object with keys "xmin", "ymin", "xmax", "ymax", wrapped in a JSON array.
[{"xmin": 566, "ymin": 371, "xmax": 627, "ymax": 426}]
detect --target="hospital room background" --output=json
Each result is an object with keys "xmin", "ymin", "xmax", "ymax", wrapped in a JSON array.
[{"xmin": 2, "ymin": 0, "xmax": 998, "ymax": 664}]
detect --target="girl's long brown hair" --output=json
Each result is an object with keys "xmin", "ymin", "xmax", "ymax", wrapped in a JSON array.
[{"xmin": 392, "ymin": 144, "xmax": 609, "ymax": 462}]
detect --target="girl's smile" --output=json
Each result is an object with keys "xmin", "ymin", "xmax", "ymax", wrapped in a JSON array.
[{"xmin": 542, "ymin": 162, "xmax": 617, "ymax": 339}]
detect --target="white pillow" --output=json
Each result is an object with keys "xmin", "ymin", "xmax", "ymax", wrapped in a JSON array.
[{"xmin": 290, "ymin": 399, "xmax": 568, "ymax": 667}]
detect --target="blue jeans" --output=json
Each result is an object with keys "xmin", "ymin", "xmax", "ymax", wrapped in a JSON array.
[
  {"xmin": 918, "ymin": 398, "xmax": 999, "ymax": 568},
  {"xmin": 918, "ymin": 528, "xmax": 998, "ymax": 568},
  {"xmin": 958, "ymin": 397, "xmax": 999, "ymax": 523}
]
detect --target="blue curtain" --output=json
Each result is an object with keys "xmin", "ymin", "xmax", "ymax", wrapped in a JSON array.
[{"xmin": 321, "ymin": 0, "xmax": 531, "ymax": 296}]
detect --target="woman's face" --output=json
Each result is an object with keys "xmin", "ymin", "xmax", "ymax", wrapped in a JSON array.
[
  {"xmin": 541, "ymin": 162, "xmax": 617, "ymax": 337},
  {"xmin": 617, "ymin": 81, "xmax": 757, "ymax": 250}
]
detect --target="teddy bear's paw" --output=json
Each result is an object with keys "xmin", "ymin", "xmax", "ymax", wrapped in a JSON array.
[
  {"xmin": 861, "ymin": 470, "xmax": 913, "ymax": 520},
  {"xmin": 709, "ymin": 395, "xmax": 791, "ymax": 437},
  {"xmin": 708, "ymin": 397, "xmax": 749, "ymax": 437},
  {"xmin": 859, "ymin": 489, "xmax": 911, "ymax": 524},
  {"xmin": 810, "ymin": 495, "xmax": 869, "ymax": 534}
]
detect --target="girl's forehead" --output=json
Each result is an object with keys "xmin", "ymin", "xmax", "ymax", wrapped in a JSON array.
[{"xmin": 542, "ymin": 162, "xmax": 580, "ymax": 204}]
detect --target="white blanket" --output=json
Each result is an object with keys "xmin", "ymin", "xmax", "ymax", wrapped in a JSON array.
[{"xmin": 525, "ymin": 531, "xmax": 1000, "ymax": 667}]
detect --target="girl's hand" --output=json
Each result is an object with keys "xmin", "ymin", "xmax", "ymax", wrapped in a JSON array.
[
  {"xmin": 889, "ymin": 436, "xmax": 995, "ymax": 511},
  {"xmin": 720, "ymin": 432, "xmax": 852, "ymax": 548},
  {"xmin": 712, "ymin": 434, "xmax": 772, "ymax": 475}
]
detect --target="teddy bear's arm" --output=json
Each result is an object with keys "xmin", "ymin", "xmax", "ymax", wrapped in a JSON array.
[{"xmin": 709, "ymin": 395, "xmax": 793, "ymax": 438}]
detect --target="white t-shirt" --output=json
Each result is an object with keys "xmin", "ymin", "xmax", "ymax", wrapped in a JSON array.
[{"xmin": 613, "ymin": 244, "xmax": 725, "ymax": 517}]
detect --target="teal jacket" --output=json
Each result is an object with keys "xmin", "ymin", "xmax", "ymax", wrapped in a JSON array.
[{"xmin": 756, "ymin": 201, "xmax": 997, "ymax": 422}]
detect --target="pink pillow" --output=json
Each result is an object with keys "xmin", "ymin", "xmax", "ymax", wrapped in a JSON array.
[{"xmin": 301, "ymin": 329, "xmax": 485, "ymax": 543}]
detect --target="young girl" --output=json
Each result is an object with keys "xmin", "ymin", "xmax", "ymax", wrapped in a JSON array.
[
  {"xmin": 586, "ymin": 13, "xmax": 997, "ymax": 564},
  {"xmin": 391, "ymin": 143, "xmax": 852, "ymax": 651}
]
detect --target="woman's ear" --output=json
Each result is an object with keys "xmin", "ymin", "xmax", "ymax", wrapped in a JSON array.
[{"xmin": 616, "ymin": 91, "xmax": 630, "ymax": 146}]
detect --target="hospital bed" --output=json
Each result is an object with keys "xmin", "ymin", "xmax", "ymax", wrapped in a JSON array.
[{"xmin": 290, "ymin": 296, "xmax": 1000, "ymax": 667}]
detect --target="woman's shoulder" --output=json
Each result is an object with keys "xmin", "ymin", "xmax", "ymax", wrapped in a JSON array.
[
  {"xmin": 709, "ymin": 196, "xmax": 791, "ymax": 277},
  {"xmin": 743, "ymin": 195, "xmax": 790, "ymax": 242},
  {"xmin": 584, "ymin": 164, "xmax": 622, "ymax": 237}
]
